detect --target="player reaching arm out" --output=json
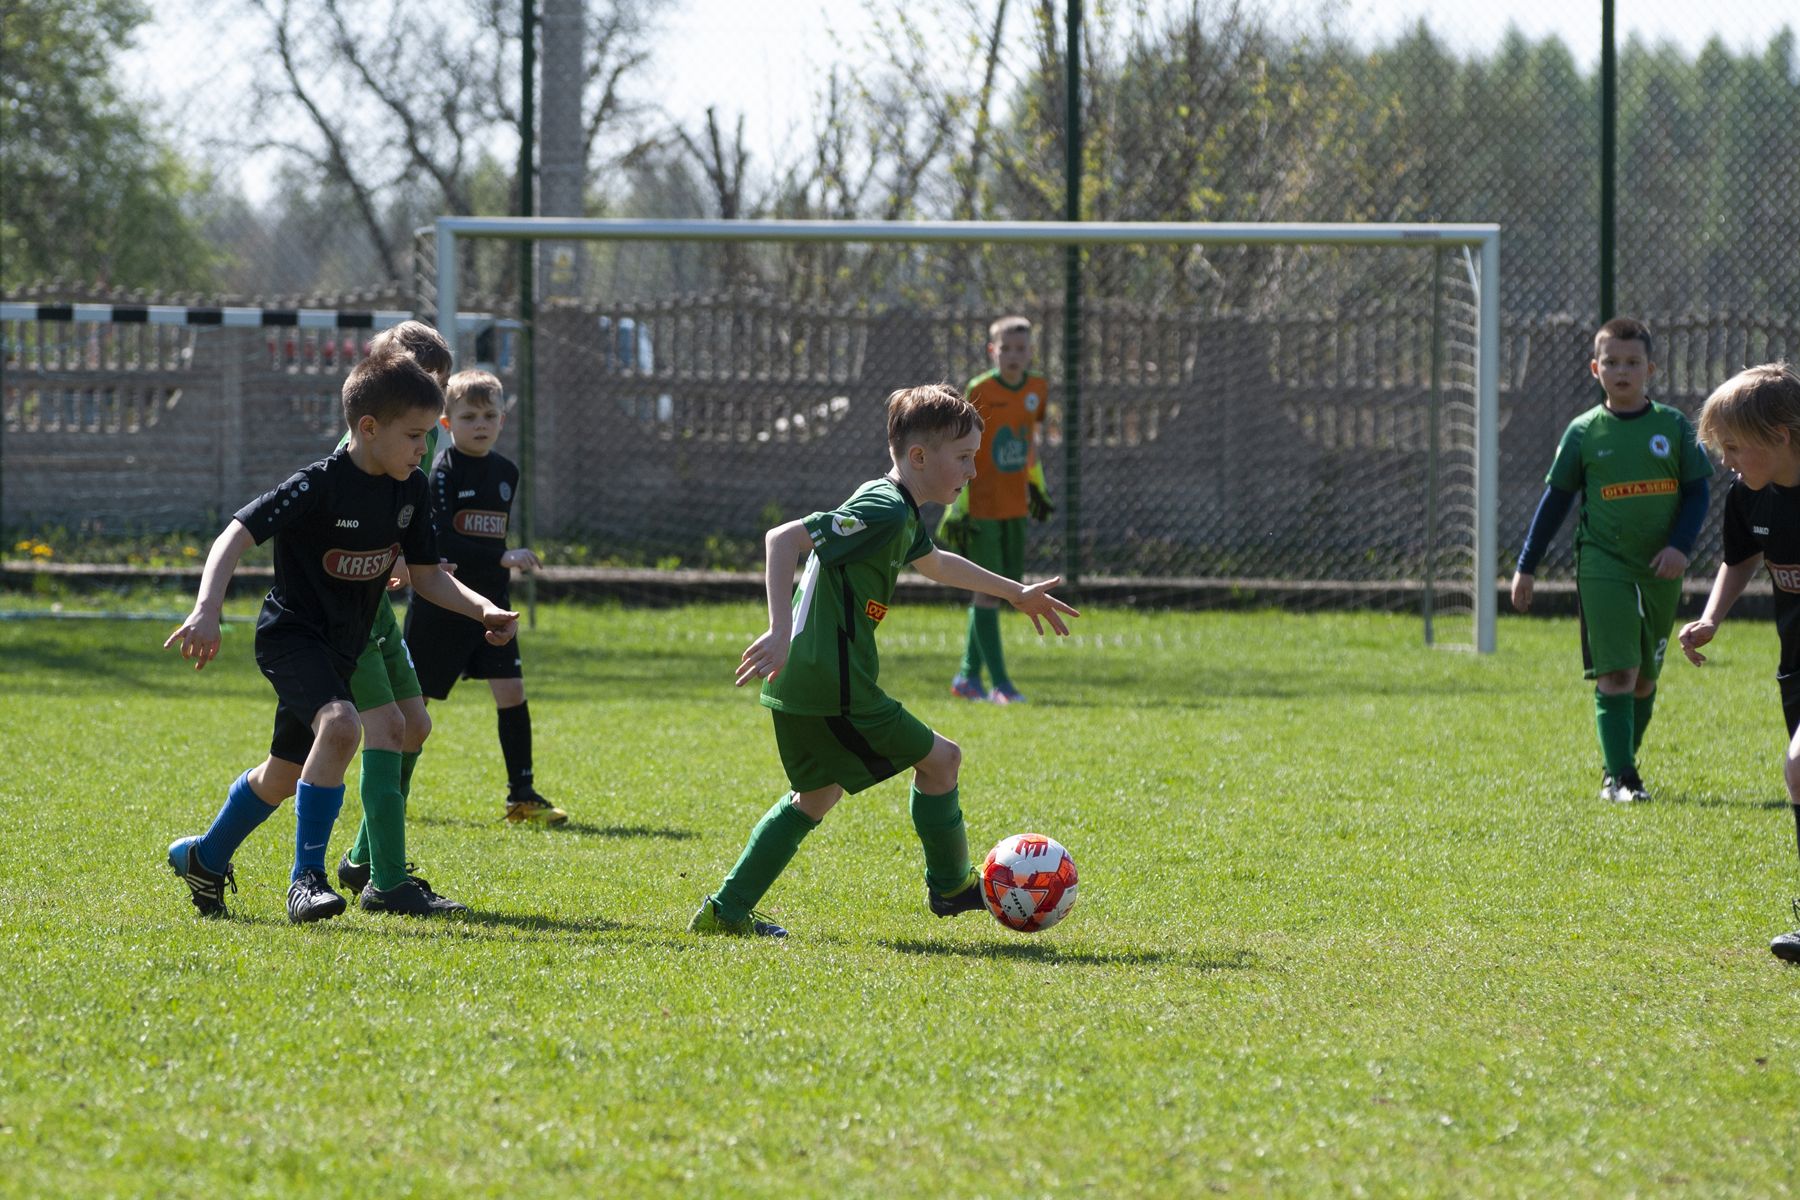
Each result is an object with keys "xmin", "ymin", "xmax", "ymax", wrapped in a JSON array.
[{"xmin": 912, "ymin": 549, "xmax": 1078, "ymax": 636}]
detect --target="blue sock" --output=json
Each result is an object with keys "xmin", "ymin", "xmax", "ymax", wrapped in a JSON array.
[
  {"xmin": 196, "ymin": 771, "xmax": 277, "ymax": 875},
  {"xmin": 292, "ymin": 781, "xmax": 346, "ymax": 881}
]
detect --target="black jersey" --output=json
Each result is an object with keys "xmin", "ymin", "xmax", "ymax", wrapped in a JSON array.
[
  {"xmin": 426, "ymin": 446, "xmax": 519, "ymax": 604},
  {"xmin": 1721, "ymin": 474, "xmax": 1800, "ymax": 677},
  {"xmin": 234, "ymin": 448, "xmax": 437, "ymax": 671}
]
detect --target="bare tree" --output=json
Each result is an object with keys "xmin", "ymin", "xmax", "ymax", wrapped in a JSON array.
[{"xmin": 235, "ymin": 0, "xmax": 668, "ymax": 285}]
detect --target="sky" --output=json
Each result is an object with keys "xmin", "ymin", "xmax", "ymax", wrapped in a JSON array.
[{"xmin": 123, "ymin": 0, "xmax": 1793, "ymax": 207}]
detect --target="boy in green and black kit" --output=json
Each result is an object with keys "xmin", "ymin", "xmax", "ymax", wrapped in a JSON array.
[
  {"xmin": 1511, "ymin": 317, "xmax": 1712, "ymax": 803},
  {"xmin": 688, "ymin": 383, "xmax": 1080, "ymax": 937}
]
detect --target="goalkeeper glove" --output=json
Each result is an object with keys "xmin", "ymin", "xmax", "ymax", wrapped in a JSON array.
[{"xmin": 1027, "ymin": 463, "xmax": 1054, "ymax": 522}]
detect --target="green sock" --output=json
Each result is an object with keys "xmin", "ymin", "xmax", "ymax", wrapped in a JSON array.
[
  {"xmin": 1632, "ymin": 691, "xmax": 1657, "ymax": 755},
  {"xmin": 1595, "ymin": 689, "xmax": 1636, "ymax": 777},
  {"xmin": 910, "ymin": 783, "xmax": 970, "ymax": 895},
  {"xmin": 972, "ymin": 607, "xmax": 1009, "ymax": 691},
  {"xmin": 958, "ymin": 607, "xmax": 984, "ymax": 682},
  {"xmin": 351, "ymin": 750, "xmax": 419, "ymax": 869},
  {"xmin": 715, "ymin": 795, "xmax": 818, "ymax": 923},
  {"xmin": 359, "ymin": 748, "xmax": 409, "ymax": 891}
]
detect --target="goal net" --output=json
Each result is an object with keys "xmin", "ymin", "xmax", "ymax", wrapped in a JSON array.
[{"xmin": 426, "ymin": 218, "xmax": 1500, "ymax": 651}]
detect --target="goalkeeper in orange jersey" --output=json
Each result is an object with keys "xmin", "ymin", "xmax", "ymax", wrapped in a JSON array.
[{"xmin": 937, "ymin": 315, "xmax": 1054, "ymax": 704}]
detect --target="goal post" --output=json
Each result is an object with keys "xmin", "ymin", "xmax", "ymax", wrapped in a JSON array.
[{"xmin": 431, "ymin": 216, "xmax": 1501, "ymax": 652}]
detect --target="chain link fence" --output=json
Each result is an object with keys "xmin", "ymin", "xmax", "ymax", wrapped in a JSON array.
[{"xmin": 5, "ymin": 2, "xmax": 1796, "ymax": 620}]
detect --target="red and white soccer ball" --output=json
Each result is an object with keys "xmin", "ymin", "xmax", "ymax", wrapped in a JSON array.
[{"xmin": 979, "ymin": 833, "xmax": 1078, "ymax": 932}]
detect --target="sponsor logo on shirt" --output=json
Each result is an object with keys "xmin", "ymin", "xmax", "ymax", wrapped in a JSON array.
[
  {"xmin": 831, "ymin": 515, "xmax": 866, "ymax": 537},
  {"xmin": 1649, "ymin": 433, "xmax": 1671, "ymax": 457},
  {"xmin": 1599, "ymin": 478, "xmax": 1678, "ymax": 501},
  {"xmin": 1755, "ymin": 526, "xmax": 1771, "ymax": 536},
  {"xmin": 458, "ymin": 489, "xmax": 477, "ymax": 498},
  {"xmin": 323, "ymin": 543, "xmax": 402, "ymax": 581},
  {"xmin": 454, "ymin": 509, "xmax": 509, "ymax": 538},
  {"xmin": 865, "ymin": 599, "xmax": 888, "ymax": 623},
  {"xmin": 1768, "ymin": 562, "xmax": 1800, "ymax": 593},
  {"xmin": 335, "ymin": 519, "xmax": 359, "ymax": 528}
]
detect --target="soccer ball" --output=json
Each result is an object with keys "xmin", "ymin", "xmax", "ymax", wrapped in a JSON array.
[{"xmin": 979, "ymin": 833, "xmax": 1078, "ymax": 932}]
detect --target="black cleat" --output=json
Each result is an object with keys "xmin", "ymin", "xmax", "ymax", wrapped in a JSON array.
[
  {"xmin": 359, "ymin": 873, "xmax": 468, "ymax": 916},
  {"xmin": 286, "ymin": 867, "xmax": 348, "ymax": 924},
  {"xmin": 927, "ymin": 870, "xmax": 988, "ymax": 918},
  {"xmin": 168, "ymin": 836, "xmax": 236, "ymax": 919},
  {"xmin": 1773, "ymin": 900, "xmax": 1800, "ymax": 964},
  {"xmin": 336, "ymin": 852, "xmax": 371, "ymax": 895}
]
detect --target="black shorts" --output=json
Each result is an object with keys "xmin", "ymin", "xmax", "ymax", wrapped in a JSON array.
[
  {"xmin": 404, "ymin": 598, "xmax": 521, "ymax": 700},
  {"xmin": 256, "ymin": 635, "xmax": 356, "ymax": 765}
]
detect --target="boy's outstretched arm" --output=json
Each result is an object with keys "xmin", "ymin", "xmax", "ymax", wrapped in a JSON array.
[
  {"xmin": 164, "ymin": 520, "xmax": 255, "ymax": 670},
  {"xmin": 409, "ymin": 562, "xmax": 519, "ymax": 645},
  {"xmin": 1678, "ymin": 556, "xmax": 1762, "ymax": 665},
  {"xmin": 912, "ymin": 547, "xmax": 1080, "ymax": 635},
  {"xmin": 738, "ymin": 520, "xmax": 813, "ymax": 687}
]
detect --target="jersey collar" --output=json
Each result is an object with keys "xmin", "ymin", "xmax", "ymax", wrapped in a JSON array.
[{"xmin": 890, "ymin": 477, "xmax": 921, "ymax": 518}]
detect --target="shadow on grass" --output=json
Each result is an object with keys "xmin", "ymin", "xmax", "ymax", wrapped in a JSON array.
[
  {"xmin": 407, "ymin": 813, "xmax": 698, "ymax": 840},
  {"xmin": 227, "ymin": 907, "xmax": 628, "ymax": 937},
  {"xmin": 1655, "ymin": 791, "xmax": 1791, "ymax": 811},
  {"xmin": 878, "ymin": 938, "xmax": 1258, "ymax": 971}
]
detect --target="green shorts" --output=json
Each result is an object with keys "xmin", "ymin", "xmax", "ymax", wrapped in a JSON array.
[
  {"xmin": 964, "ymin": 516, "xmax": 1026, "ymax": 580},
  {"xmin": 348, "ymin": 596, "xmax": 423, "ymax": 711},
  {"xmin": 769, "ymin": 704, "xmax": 936, "ymax": 795},
  {"xmin": 1577, "ymin": 574, "xmax": 1680, "ymax": 682}
]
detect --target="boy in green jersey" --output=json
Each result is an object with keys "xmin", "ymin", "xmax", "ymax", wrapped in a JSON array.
[
  {"xmin": 329, "ymin": 320, "xmax": 467, "ymax": 914},
  {"xmin": 1511, "ymin": 317, "xmax": 1713, "ymax": 804},
  {"xmin": 689, "ymin": 383, "xmax": 1081, "ymax": 936}
]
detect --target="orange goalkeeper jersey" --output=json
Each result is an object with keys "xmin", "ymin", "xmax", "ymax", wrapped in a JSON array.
[{"xmin": 964, "ymin": 370, "xmax": 1048, "ymax": 520}]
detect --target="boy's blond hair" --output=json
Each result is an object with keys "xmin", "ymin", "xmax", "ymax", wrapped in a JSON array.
[
  {"xmin": 886, "ymin": 383, "xmax": 981, "ymax": 458},
  {"xmin": 445, "ymin": 368, "xmax": 505, "ymax": 412},
  {"xmin": 1697, "ymin": 363, "xmax": 1800, "ymax": 451},
  {"xmin": 988, "ymin": 315, "xmax": 1032, "ymax": 342},
  {"xmin": 342, "ymin": 350, "xmax": 444, "ymax": 427},
  {"xmin": 368, "ymin": 320, "xmax": 453, "ymax": 381}
]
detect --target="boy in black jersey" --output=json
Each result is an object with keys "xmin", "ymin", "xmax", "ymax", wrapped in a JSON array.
[
  {"xmin": 404, "ymin": 370, "xmax": 566, "ymax": 825},
  {"xmin": 1677, "ymin": 363, "xmax": 1800, "ymax": 963},
  {"xmin": 164, "ymin": 352, "xmax": 518, "ymax": 922}
]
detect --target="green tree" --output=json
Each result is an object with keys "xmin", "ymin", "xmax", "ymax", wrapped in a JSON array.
[{"xmin": 0, "ymin": 0, "xmax": 222, "ymax": 291}]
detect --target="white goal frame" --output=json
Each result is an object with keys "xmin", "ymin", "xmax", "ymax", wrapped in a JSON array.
[{"xmin": 433, "ymin": 216, "xmax": 1501, "ymax": 652}]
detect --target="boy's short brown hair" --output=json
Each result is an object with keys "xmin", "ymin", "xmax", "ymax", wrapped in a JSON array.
[
  {"xmin": 989, "ymin": 315, "xmax": 1032, "ymax": 342},
  {"xmin": 342, "ymin": 350, "xmax": 444, "ymax": 428},
  {"xmin": 1595, "ymin": 315, "xmax": 1654, "ymax": 359},
  {"xmin": 1697, "ymin": 362, "xmax": 1800, "ymax": 451},
  {"xmin": 368, "ymin": 320, "xmax": 453, "ymax": 381},
  {"xmin": 445, "ymin": 368, "xmax": 505, "ymax": 412},
  {"xmin": 886, "ymin": 383, "xmax": 981, "ymax": 457}
]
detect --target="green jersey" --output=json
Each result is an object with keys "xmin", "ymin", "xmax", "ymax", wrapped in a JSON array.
[
  {"xmin": 1545, "ymin": 402, "xmax": 1713, "ymax": 582},
  {"xmin": 761, "ymin": 477, "xmax": 935, "ymax": 717}
]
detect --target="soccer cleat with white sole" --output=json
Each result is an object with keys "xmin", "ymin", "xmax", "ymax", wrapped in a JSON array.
[{"xmin": 168, "ymin": 836, "xmax": 236, "ymax": 919}]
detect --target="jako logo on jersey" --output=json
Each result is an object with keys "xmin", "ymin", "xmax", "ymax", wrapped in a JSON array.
[
  {"xmin": 831, "ymin": 516, "xmax": 865, "ymax": 537},
  {"xmin": 1768, "ymin": 562, "xmax": 1800, "ymax": 592},
  {"xmin": 458, "ymin": 489, "xmax": 477, "ymax": 498},
  {"xmin": 323, "ymin": 544, "xmax": 401, "ymax": 580},
  {"xmin": 454, "ymin": 510, "xmax": 509, "ymax": 538},
  {"xmin": 1599, "ymin": 478, "xmax": 1679, "ymax": 500},
  {"xmin": 335, "ymin": 519, "xmax": 359, "ymax": 528},
  {"xmin": 1649, "ymin": 433, "xmax": 1671, "ymax": 457},
  {"xmin": 865, "ymin": 599, "xmax": 888, "ymax": 623}
]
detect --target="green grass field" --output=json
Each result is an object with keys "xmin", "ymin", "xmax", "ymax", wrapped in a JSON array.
[{"xmin": 2, "ymin": 599, "xmax": 1797, "ymax": 1197}]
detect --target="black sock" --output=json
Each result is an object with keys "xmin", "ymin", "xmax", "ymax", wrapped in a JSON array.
[{"xmin": 498, "ymin": 701, "xmax": 533, "ymax": 796}]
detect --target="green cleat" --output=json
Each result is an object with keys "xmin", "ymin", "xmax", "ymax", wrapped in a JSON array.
[{"xmin": 687, "ymin": 895, "xmax": 787, "ymax": 938}]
